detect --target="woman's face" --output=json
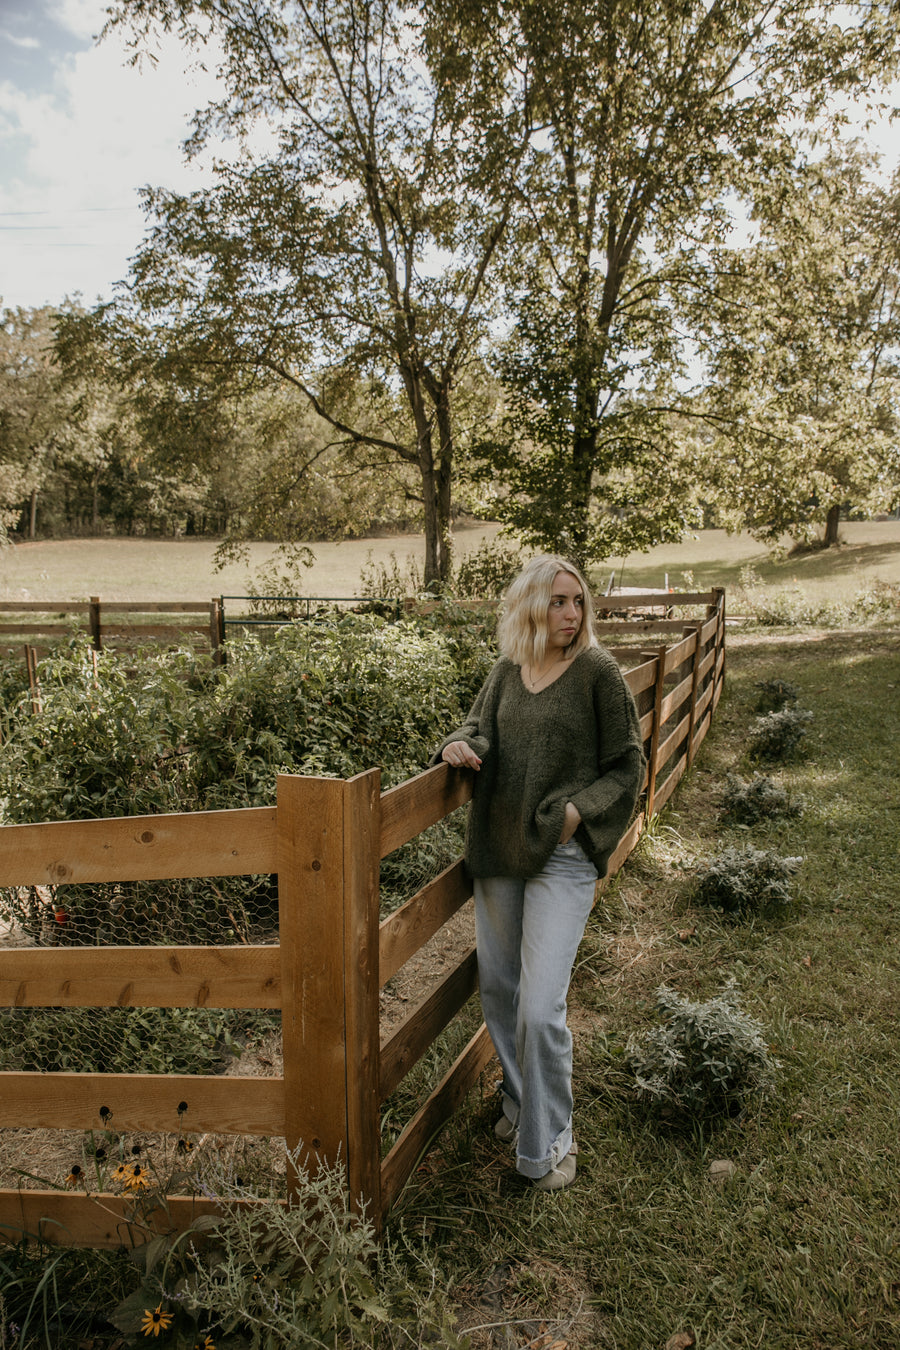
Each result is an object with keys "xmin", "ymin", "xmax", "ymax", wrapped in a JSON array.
[{"xmin": 546, "ymin": 570, "xmax": 584, "ymax": 652}]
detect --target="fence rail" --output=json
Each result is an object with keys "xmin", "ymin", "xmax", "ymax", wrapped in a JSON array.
[
  {"xmin": 0, "ymin": 589, "xmax": 725, "ymax": 1246},
  {"xmin": 0, "ymin": 598, "xmax": 224, "ymax": 664}
]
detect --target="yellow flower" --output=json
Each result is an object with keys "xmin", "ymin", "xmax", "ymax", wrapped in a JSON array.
[
  {"xmin": 124, "ymin": 1163, "xmax": 151, "ymax": 1191},
  {"xmin": 114, "ymin": 1162, "xmax": 134, "ymax": 1182},
  {"xmin": 64, "ymin": 1164, "xmax": 83, "ymax": 1188},
  {"xmin": 195, "ymin": 1338, "xmax": 215, "ymax": 1350},
  {"xmin": 140, "ymin": 1305, "xmax": 173, "ymax": 1338}
]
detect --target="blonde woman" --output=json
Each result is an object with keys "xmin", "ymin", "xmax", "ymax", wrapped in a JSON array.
[{"xmin": 433, "ymin": 555, "xmax": 644, "ymax": 1190}]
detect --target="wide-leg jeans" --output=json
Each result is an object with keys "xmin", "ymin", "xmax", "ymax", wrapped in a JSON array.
[{"xmin": 474, "ymin": 840, "xmax": 599, "ymax": 1180}]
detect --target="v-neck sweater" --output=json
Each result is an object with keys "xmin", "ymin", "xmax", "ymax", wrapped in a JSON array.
[{"xmin": 431, "ymin": 646, "xmax": 645, "ymax": 879}]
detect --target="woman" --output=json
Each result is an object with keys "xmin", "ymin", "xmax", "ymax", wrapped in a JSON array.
[{"xmin": 432, "ymin": 555, "xmax": 644, "ymax": 1190}]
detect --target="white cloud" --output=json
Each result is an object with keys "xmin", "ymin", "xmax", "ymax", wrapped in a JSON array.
[{"xmin": 1, "ymin": 2, "xmax": 225, "ymax": 310}]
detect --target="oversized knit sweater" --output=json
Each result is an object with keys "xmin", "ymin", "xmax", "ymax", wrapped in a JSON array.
[{"xmin": 431, "ymin": 645, "xmax": 645, "ymax": 880}]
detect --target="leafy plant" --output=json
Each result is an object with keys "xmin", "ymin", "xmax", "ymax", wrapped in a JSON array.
[
  {"xmin": 720, "ymin": 773, "xmax": 803, "ymax": 824},
  {"xmin": 694, "ymin": 845, "xmax": 802, "ymax": 914},
  {"xmin": 626, "ymin": 984, "xmax": 777, "ymax": 1116},
  {"xmin": 753, "ymin": 677, "xmax": 799, "ymax": 712},
  {"xmin": 747, "ymin": 706, "xmax": 813, "ymax": 761}
]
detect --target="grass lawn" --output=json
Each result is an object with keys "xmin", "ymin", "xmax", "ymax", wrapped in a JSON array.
[
  {"xmin": 390, "ymin": 624, "xmax": 900, "ymax": 1349},
  {"xmin": 2, "ymin": 520, "xmax": 899, "ymax": 608}
]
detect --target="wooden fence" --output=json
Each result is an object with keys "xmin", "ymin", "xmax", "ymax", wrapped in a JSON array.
[
  {"xmin": 0, "ymin": 590, "xmax": 725, "ymax": 1247},
  {"xmin": 0, "ymin": 598, "xmax": 224, "ymax": 661}
]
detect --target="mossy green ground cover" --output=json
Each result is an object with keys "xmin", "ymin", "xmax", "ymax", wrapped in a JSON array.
[{"xmin": 390, "ymin": 626, "xmax": 900, "ymax": 1349}]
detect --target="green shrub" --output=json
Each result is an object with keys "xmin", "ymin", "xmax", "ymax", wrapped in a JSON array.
[
  {"xmin": 753, "ymin": 677, "xmax": 799, "ymax": 712},
  {"xmin": 106, "ymin": 1147, "xmax": 468, "ymax": 1349},
  {"xmin": 694, "ymin": 845, "xmax": 801, "ymax": 914},
  {"xmin": 747, "ymin": 706, "xmax": 813, "ymax": 761},
  {"xmin": 450, "ymin": 536, "xmax": 524, "ymax": 599},
  {"xmin": 0, "ymin": 1004, "xmax": 269, "ymax": 1075},
  {"xmin": 626, "ymin": 984, "xmax": 777, "ymax": 1116},
  {"xmin": 720, "ymin": 774, "xmax": 802, "ymax": 824}
]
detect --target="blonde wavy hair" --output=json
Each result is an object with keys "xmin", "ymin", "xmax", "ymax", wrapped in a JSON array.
[{"xmin": 496, "ymin": 555, "xmax": 597, "ymax": 668}]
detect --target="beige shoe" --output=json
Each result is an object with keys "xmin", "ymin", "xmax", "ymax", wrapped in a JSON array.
[
  {"xmin": 494, "ymin": 1112, "xmax": 518, "ymax": 1144},
  {"xmin": 533, "ymin": 1148, "xmax": 577, "ymax": 1191}
]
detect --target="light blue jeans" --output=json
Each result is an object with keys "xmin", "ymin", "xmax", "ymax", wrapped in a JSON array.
[{"xmin": 474, "ymin": 840, "xmax": 599, "ymax": 1180}]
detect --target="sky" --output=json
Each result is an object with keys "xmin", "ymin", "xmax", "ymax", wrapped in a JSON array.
[
  {"xmin": 0, "ymin": 0, "xmax": 222, "ymax": 313},
  {"xmin": 1, "ymin": 1, "xmax": 899, "ymax": 317}
]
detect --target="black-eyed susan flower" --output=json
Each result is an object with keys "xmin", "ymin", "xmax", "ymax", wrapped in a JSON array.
[
  {"xmin": 114, "ymin": 1162, "xmax": 133, "ymax": 1183},
  {"xmin": 194, "ymin": 1338, "xmax": 215, "ymax": 1350},
  {"xmin": 65, "ymin": 1164, "xmax": 83, "ymax": 1188},
  {"xmin": 176, "ymin": 1137, "xmax": 193, "ymax": 1154},
  {"xmin": 139, "ymin": 1305, "xmax": 173, "ymax": 1337},
  {"xmin": 125, "ymin": 1164, "xmax": 151, "ymax": 1191}
]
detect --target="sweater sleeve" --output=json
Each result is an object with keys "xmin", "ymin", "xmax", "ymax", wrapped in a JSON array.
[
  {"xmin": 427, "ymin": 659, "xmax": 502, "ymax": 767},
  {"xmin": 568, "ymin": 656, "xmax": 645, "ymax": 870}
]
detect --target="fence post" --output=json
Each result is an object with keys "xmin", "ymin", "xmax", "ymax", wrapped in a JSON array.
[
  {"xmin": 89, "ymin": 597, "xmax": 102, "ymax": 651},
  {"xmin": 275, "ymin": 770, "xmax": 382, "ymax": 1219},
  {"xmin": 340, "ymin": 769, "xmax": 382, "ymax": 1224},
  {"xmin": 276, "ymin": 774, "xmax": 349, "ymax": 1192},
  {"xmin": 209, "ymin": 599, "xmax": 224, "ymax": 665},
  {"xmin": 642, "ymin": 646, "xmax": 667, "ymax": 819},
  {"xmin": 685, "ymin": 624, "xmax": 703, "ymax": 771}
]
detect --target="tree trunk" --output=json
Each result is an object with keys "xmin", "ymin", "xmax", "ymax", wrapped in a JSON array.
[
  {"xmin": 823, "ymin": 502, "xmax": 841, "ymax": 547},
  {"xmin": 91, "ymin": 469, "xmax": 101, "ymax": 535},
  {"xmin": 28, "ymin": 488, "xmax": 38, "ymax": 540}
]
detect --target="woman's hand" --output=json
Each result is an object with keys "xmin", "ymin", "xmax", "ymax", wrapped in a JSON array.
[
  {"xmin": 560, "ymin": 801, "xmax": 582, "ymax": 843},
  {"xmin": 441, "ymin": 740, "xmax": 482, "ymax": 770}
]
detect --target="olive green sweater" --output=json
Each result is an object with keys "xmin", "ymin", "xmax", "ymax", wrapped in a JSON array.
[{"xmin": 432, "ymin": 646, "xmax": 645, "ymax": 879}]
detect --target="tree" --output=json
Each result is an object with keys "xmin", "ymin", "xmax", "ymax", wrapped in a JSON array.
[
  {"xmin": 97, "ymin": 0, "xmax": 527, "ymax": 584},
  {"xmin": 0, "ymin": 306, "xmax": 75, "ymax": 538},
  {"xmin": 451, "ymin": 0, "xmax": 899, "ymax": 567},
  {"xmin": 690, "ymin": 149, "xmax": 900, "ymax": 547}
]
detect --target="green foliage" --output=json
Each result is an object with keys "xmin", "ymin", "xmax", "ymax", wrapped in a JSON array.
[
  {"xmin": 0, "ymin": 1004, "xmax": 260, "ymax": 1075},
  {"xmin": 694, "ymin": 845, "xmax": 802, "ymax": 915},
  {"xmin": 747, "ymin": 707, "xmax": 814, "ymax": 762},
  {"xmin": 626, "ymin": 984, "xmax": 777, "ymax": 1116},
  {"xmin": 753, "ymin": 677, "xmax": 799, "ymax": 712},
  {"xmin": 720, "ymin": 773, "xmax": 803, "ymax": 824},
  {"xmin": 449, "ymin": 536, "xmax": 525, "ymax": 600}
]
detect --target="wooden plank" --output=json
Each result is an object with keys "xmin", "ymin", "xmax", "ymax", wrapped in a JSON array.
[
  {"xmin": 656, "ymin": 713, "xmax": 691, "ymax": 773},
  {"xmin": 595, "ymin": 618, "xmax": 701, "ymax": 634},
  {"xmin": 379, "ymin": 949, "xmax": 478, "ymax": 1101},
  {"xmin": 379, "ymin": 860, "xmax": 472, "ymax": 987},
  {"xmin": 0, "ymin": 623, "xmax": 89, "ymax": 636},
  {"xmin": 0, "ymin": 603, "xmax": 91, "ymax": 613},
  {"xmin": 0, "ymin": 1189, "xmax": 229, "ymax": 1249},
  {"xmin": 341, "ymin": 770, "xmax": 383, "ymax": 1222},
  {"xmin": 659, "ymin": 671, "xmax": 693, "ymax": 723},
  {"xmin": 695, "ymin": 680, "xmax": 714, "ymax": 720},
  {"xmin": 662, "ymin": 631, "xmax": 698, "ymax": 674},
  {"xmin": 379, "ymin": 1023, "xmax": 495, "ymax": 1217},
  {"xmin": 276, "ymin": 774, "xmax": 346, "ymax": 1173},
  {"xmin": 0, "ymin": 945, "xmax": 281, "ymax": 1009},
  {"xmin": 696, "ymin": 646, "xmax": 716, "ymax": 681},
  {"xmin": 380, "ymin": 763, "xmax": 473, "ymax": 859},
  {"xmin": 699, "ymin": 611, "xmax": 720, "ymax": 643},
  {"xmin": 653, "ymin": 754, "xmax": 688, "ymax": 813},
  {"xmin": 98, "ymin": 624, "xmax": 207, "ymax": 639},
  {"xmin": 623, "ymin": 658, "xmax": 659, "ymax": 696},
  {"xmin": 595, "ymin": 591, "xmax": 714, "ymax": 609},
  {"xmin": 692, "ymin": 709, "xmax": 712, "ymax": 758},
  {"xmin": 601, "ymin": 812, "xmax": 645, "ymax": 884},
  {"xmin": 0, "ymin": 807, "xmax": 277, "ymax": 886},
  {"xmin": 0, "ymin": 1072, "xmax": 285, "ymax": 1136},
  {"xmin": 638, "ymin": 709, "xmax": 655, "ymax": 740}
]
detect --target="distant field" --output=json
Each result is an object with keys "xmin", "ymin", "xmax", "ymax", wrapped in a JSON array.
[{"xmin": 1, "ymin": 520, "xmax": 898, "ymax": 603}]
